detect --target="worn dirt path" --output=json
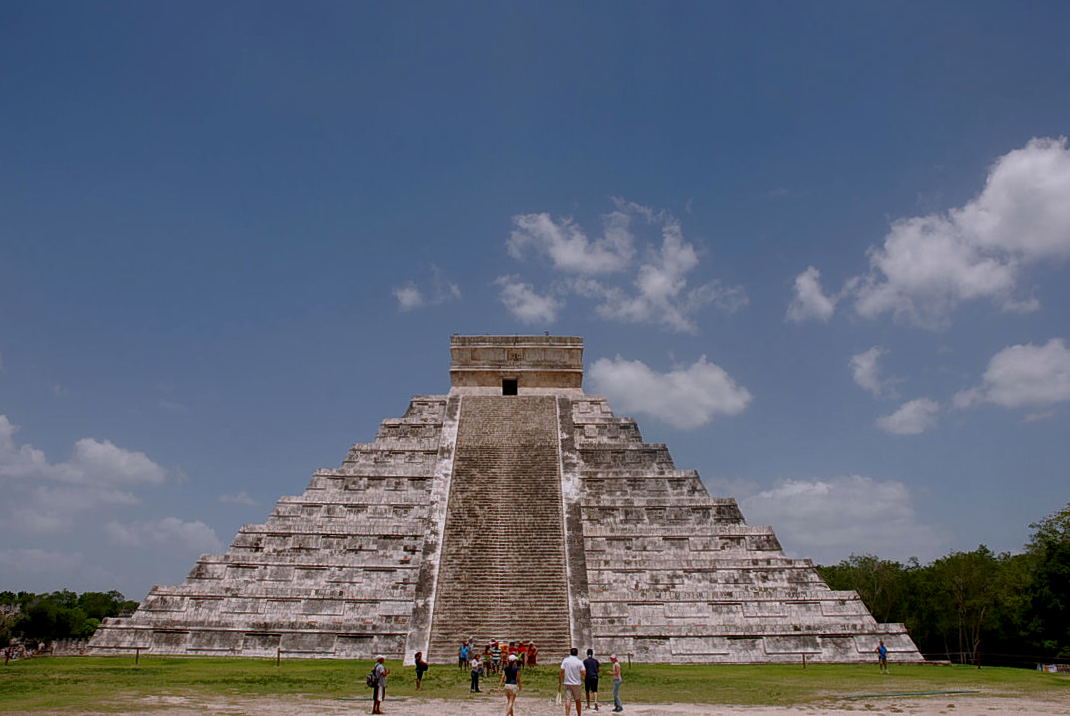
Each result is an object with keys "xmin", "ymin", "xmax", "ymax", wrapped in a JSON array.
[{"xmin": 109, "ymin": 692, "xmax": 1070, "ymax": 716}]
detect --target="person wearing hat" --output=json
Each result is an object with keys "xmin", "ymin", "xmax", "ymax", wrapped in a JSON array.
[
  {"xmin": 500, "ymin": 653, "xmax": 522, "ymax": 715},
  {"xmin": 371, "ymin": 655, "xmax": 389, "ymax": 714}
]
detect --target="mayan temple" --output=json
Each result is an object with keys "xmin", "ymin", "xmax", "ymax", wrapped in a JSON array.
[{"xmin": 90, "ymin": 335, "xmax": 922, "ymax": 664}]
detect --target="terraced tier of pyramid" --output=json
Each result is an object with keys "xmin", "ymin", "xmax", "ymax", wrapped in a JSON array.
[{"xmin": 89, "ymin": 335, "xmax": 922, "ymax": 664}]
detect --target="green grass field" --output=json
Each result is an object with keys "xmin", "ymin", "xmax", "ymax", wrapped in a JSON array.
[{"xmin": 1, "ymin": 657, "xmax": 1067, "ymax": 712}]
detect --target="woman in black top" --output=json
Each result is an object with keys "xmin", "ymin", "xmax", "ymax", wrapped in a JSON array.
[
  {"xmin": 499, "ymin": 653, "xmax": 522, "ymax": 716},
  {"xmin": 414, "ymin": 651, "xmax": 429, "ymax": 691}
]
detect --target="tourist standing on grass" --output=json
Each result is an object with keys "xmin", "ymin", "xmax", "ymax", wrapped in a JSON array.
[
  {"xmin": 470, "ymin": 653, "xmax": 483, "ymax": 692},
  {"xmin": 610, "ymin": 654, "xmax": 623, "ymax": 712},
  {"xmin": 459, "ymin": 642, "xmax": 469, "ymax": 670},
  {"xmin": 528, "ymin": 642, "xmax": 538, "ymax": 669},
  {"xmin": 491, "ymin": 640, "xmax": 502, "ymax": 673},
  {"xmin": 876, "ymin": 640, "xmax": 888, "ymax": 673},
  {"xmin": 559, "ymin": 647, "xmax": 586, "ymax": 716},
  {"xmin": 500, "ymin": 653, "xmax": 522, "ymax": 716},
  {"xmin": 414, "ymin": 651, "xmax": 428, "ymax": 691},
  {"xmin": 583, "ymin": 648, "xmax": 600, "ymax": 711},
  {"xmin": 371, "ymin": 655, "xmax": 389, "ymax": 715}
]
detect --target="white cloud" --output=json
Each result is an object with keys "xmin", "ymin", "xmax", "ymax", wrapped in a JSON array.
[
  {"xmin": 105, "ymin": 517, "xmax": 222, "ymax": 554},
  {"xmin": 589, "ymin": 355, "xmax": 752, "ymax": 429},
  {"xmin": 504, "ymin": 201, "xmax": 745, "ymax": 333},
  {"xmin": 0, "ymin": 414, "xmax": 167, "ymax": 532},
  {"xmin": 506, "ymin": 209, "xmax": 634, "ymax": 274},
  {"xmin": 876, "ymin": 397, "xmax": 940, "ymax": 435},
  {"xmin": 495, "ymin": 275, "xmax": 563, "ymax": 325},
  {"xmin": 850, "ymin": 347, "xmax": 890, "ymax": 397},
  {"xmin": 219, "ymin": 491, "xmax": 258, "ymax": 506},
  {"xmin": 0, "ymin": 415, "xmax": 165, "ymax": 487},
  {"xmin": 741, "ymin": 475, "xmax": 946, "ymax": 563},
  {"xmin": 852, "ymin": 214, "xmax": 1026, "ymax": 328},
  {"xmin": 393, "ymin": 282, "xmax": 425, "ymax": 310},
  {"xmin": 591, "ymin": 218, "xmax": 747, "ymax": 333},
  {"xmin": 954, "ymin": 338, "xmax": 1070, "ymax": 410},
  {"xmin": 392, "ymin": 265, "xmax": 461, "ymax": 311},
  {"xmin": 953, "ymin": 138, "xmax": 1070, "ymax": 260},
  {"xmin": 66, "ymin": 437, "xmax": 167, "ymax": 486},
  {"xmin": 800, "ymin": 137, "xmax": 1070, "ymax": 328},
  {"xmin": 787, "ymin": 266, "xmax": 838, "ymax": 323}
]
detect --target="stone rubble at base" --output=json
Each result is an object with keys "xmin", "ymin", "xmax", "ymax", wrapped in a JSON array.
[{"xmin": 88, "ymin": 335, "xmax": 922, "ymax": 664}]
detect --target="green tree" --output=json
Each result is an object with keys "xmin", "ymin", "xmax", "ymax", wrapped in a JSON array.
[
  {"xmin": 47, "ymin": 589, "xmax": 79, "ymax": 609},
  {"xmin": 925, "ymin": 547, "xmax": 1013, "ymax": 664},
  {"xmin": 816, "ymin": 554, "xmax": 910, "ymax": 623},
  {"xmin": 1024, "ymin": 503, "xmax": 1070, "ymax": 658},
  {"xmin": 77, "ymin": 591, "xmax": 127, "ymax": 621}
]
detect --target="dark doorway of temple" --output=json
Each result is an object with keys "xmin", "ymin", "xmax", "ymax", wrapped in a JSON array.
[{"xmin": 502, "ymin": 378, "xmax": 518, "ymax": 395}]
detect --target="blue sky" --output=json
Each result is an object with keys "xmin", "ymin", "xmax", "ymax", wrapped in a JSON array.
[{"xmin": 2, "ymin": 1, "xmax": 1069, "ymax": 599}]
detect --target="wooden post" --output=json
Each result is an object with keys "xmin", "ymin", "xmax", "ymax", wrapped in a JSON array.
[
  {"xmin": 801, "ymin": 653, "xmax": 806, "ymax": 670},
  {"xmin": 134, "ymin": 647, "xmax": 140, "ymax": 666},
  {"xmin": 276, "ymin": 647, "xmax": 281, "ymax": 666}
]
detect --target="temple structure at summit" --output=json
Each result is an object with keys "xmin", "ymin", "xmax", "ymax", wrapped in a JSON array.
[{"xmin": 89, "ymin": 335, "xmax": 922, "ymax": 663}]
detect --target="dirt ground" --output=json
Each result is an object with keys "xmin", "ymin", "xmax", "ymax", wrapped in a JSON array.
[{"xmin": 115, "ymin": 692, "xmax": 1070, "ymax": 716}]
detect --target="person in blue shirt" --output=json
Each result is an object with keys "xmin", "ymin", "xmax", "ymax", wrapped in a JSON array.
[
  {"xmin": 876, "ymin": 640, "xmax": 888, "ymax": 673},
  {"xmin": 459, "ymin": 642, "xmax": 468, "ymax": 670},
  {"xmin": 500, "ymin": 653, "xmax": 522, "ymax": 716},
  {"xmin": 583, "ymin": 648, "xmax": 601, "ymax": 711}
]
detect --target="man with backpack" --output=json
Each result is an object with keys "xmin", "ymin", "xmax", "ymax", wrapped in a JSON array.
[{"xmin": 368, "ymin": 655, "xmax": 389, "ymax": 714}]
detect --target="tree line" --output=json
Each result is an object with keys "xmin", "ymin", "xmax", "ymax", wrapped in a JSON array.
[
  {"xmin": 816, "ymin": 503, "xmax": 1070, "ymax": 667},
  {"xmin": 0, "ymin": 590, "xmax": 139, "ymax": 647}
]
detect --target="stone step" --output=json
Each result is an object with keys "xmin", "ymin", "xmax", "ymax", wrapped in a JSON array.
[{"xmin": 427, "ymin": 396, "xmax": 573, "ymax": 663}]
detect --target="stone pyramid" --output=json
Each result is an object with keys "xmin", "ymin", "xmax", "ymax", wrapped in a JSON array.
[{"xmin": 90, "ymin": 335, "xmax": 922, "ymax": 664}]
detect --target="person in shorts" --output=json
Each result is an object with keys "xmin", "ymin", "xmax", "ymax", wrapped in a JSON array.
[
  {"xmin": 371, "ymin": 655, "xmax": 389, "ymax": 715},
  {"xmin": 500, "ymin": 653, "xmax": 522, "ymax": 716},
  {"xmin": 413, "ymin": 651, "xmax": 428, "ymax": 691},
  {"xmin": 559, "ymin": 647, "xmax": 587, "ymax": 716},
  {"xmin": 583, "ymin": 648, "xmax": 600, "ymax": 710},
  {"xmin": 876, "ymin": 640, "xmax": 888, "ymax": 673}
]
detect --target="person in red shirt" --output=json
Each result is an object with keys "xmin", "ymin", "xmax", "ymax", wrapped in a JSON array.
[{"xmin": 518, "ymin": 641, "xmax": 529, "ymax": 666}]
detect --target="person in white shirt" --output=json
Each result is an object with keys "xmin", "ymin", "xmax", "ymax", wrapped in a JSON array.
[
  {"xmin": 470, "ymin": 654, "xmax": 483, "ymax": 692},
  {"xmin": 559, "ymin": 647, "xmax": 587, "ymax": 716}
]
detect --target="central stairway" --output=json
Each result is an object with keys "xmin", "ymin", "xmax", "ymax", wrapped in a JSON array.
[{"xmin": 427, "ymin": 396, "xmax": 572, "ymax": 663}]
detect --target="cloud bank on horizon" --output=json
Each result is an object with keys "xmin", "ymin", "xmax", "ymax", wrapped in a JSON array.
[{"xmin": 0, "ymin": 414, "xmax": 219, "ymax": 589}]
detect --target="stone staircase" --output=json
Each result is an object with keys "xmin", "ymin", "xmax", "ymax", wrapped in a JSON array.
[{"xmin": 427, "ymin": 396, "xmax": 572, "ymax": 663}]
